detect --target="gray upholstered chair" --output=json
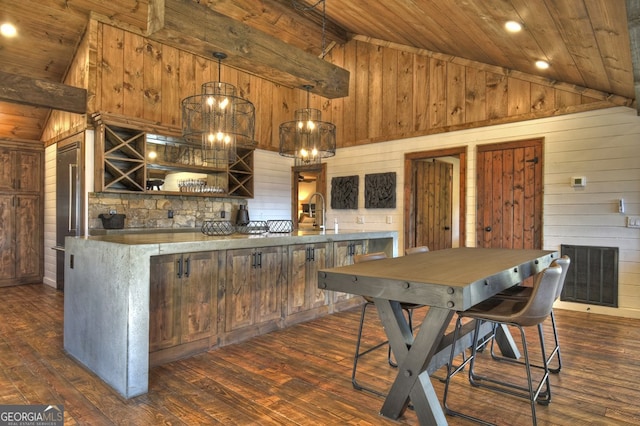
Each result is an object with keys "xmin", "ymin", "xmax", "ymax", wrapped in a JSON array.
[
  {"xmin": 493, "ymin": 255, "xmax": 570, "ymax": 373},
  {"xmin": 405, "ymin": 245, "xmax": 429, "ymax": 255},
  {"xmin": 443, "ymin": 263, "xmax": 563, "ymax": 425}
]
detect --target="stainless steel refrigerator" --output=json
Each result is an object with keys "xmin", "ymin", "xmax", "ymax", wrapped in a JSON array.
[{"xmin": 54, "ymin": 141, "xmax": 82, "ymax": 290}]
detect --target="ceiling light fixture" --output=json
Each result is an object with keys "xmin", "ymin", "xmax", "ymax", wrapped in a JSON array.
[
  {"xmin": 181, "ymin": 52, "xmax": 256, "ymax": 165},
  {"xmin": 279, "ymin": 84, "xmax": 336, "ymax": 164},
  {"xmin": 504, "ymin": 21, "xmax": 522, "ymax": 33},
  {"xmin": 535, "ymin": 60, "xmax": 550, "ymax": 70},
  {"xmin": 1, "ymin": 23, "xmax": 17, "ymax": 38},
  {"xmin": 280, "ymin": 0, "xmax": 336, "ymax": 165}
]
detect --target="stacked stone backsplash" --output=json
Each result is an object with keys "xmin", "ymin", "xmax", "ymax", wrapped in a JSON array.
[{"xmin": 89, "ymin": 192, "xmax": 245, "ymax": 230}]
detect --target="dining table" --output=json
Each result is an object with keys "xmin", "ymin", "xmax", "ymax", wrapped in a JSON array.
[{"xmin": 318, "ymin": 247, "xmax": 558, "ymax": 425}]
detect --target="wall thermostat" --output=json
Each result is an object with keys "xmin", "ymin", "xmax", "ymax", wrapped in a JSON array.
[{"xmin": 571, "ymin": 176, "xmax": 586, "ymax": 187}]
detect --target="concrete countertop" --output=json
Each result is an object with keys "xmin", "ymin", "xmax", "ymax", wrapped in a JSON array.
[{"xmin": 74, "ymin": 229, "xmax": 397, "ymax": 255}]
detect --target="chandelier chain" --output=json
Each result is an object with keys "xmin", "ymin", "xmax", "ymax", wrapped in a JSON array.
[{"xmin": 291, "ymin": 0, "xmax": 327, "ymax": 58}]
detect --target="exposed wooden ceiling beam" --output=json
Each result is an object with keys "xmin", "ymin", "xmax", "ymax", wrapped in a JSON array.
[
  {"xmin": 627, "ymin": 0, "xmax": 640, "ymax": 114},
  {"xmin": 0, "ymin": 71, "xmax": 87, "ymax": 114},
  {"xmin": 146, "ymin": 0, "xmax": 349, "ymax": 99}
]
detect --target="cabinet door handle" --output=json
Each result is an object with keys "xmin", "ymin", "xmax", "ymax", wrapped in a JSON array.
[
  {"xmin": 252, "ymin": 252, "xmax": 256, "ymax": 268},
  {"xmin": 176, "ymin": 258, "xmax": 183, "ymax": 278},
  {"xmin": 310, "ymin": 247, "xmax": 315, "ymax": 261},
  {"xmin": 305, "ymin": 247, "xmax": 310, "ymax": 262},
  {"xmin": 184, "ymin": 257, "xmax": 190, "ymax": 278},
  {"xmin": 257, "ymin": 252, "xmax": 262, "ymax": 268}
]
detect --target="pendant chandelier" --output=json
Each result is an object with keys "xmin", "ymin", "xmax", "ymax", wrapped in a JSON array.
[
  {"xmin": 279, "ymin": 84, "xmax": 336, "ymax": 164},
  {"xmin": 181, "ymin": 52, "xmax": 256, "ymax": 164}
]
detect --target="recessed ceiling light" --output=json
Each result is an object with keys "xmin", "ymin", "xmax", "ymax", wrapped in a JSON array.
[
  {"xmin": 505, "ymin": 21, "xmax": 522, "ymax": 33},
  {"xmin": 535, "ymin": 60, "xmax": 550, "ymax": 70},
  {"xmin": 1, "ymin": 23, "xmax": 17, "ymax": 38}
]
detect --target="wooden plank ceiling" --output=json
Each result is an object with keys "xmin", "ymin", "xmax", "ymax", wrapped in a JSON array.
[{"xmin": 0, "ymin": 0, "xmax": 636, "ymax": 141}]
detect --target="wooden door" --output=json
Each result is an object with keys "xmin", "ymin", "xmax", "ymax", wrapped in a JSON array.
[
  {"xmin": 15, "ymin": 195, "xmax": 41, "ymax": 281},
  {"xmin": 415, "ymin": 160, "xmax": 453, "ymax": 250},
  {"xmin": 0, "ymin": 195, "xmax": 15, "ymax": 281},
  {"xmin": 180, "ymin": 251, "xmax": 218, "ymax": 343},
  {"xmin": 476, "ymin": 139, "xmax": 543, "ymax": 249}
]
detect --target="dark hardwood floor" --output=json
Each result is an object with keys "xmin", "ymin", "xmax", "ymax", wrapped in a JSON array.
[{"xmin": 2, "ymin": 284, "xmax": 640, "ymax": 425}]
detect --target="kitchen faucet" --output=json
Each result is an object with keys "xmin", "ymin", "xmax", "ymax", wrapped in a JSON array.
[{"xmin": 309, "ymin": 192, "xmax": 326, "ymax": 231}]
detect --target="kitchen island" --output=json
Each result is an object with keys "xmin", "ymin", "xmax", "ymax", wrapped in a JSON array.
[{"xmin": 63, "ymin": 229, "xmax": 397, "ymax": 398}]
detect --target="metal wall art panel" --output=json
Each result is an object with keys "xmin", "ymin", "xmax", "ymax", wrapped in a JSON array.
[
  {"xmin": 331, "ymin": 175, "xmax": 359, "ymax": 209},
  {"xmin": 365, "ymin": 172, "xmax": 396, "ymax": 208}
]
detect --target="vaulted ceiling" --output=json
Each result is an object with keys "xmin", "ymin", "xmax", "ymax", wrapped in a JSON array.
[{"xmin": 0, "ymin": 0, "xmax": 638, "ymax": 141}]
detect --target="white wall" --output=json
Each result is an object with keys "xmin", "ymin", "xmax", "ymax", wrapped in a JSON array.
[
  {"xmin": 43, "ymin": 145, "xmax": 57, "ymax": 288},
  {"xmin": 247, "ymin": 150, "xmax": 293, "ymax": 221},
  {"xmin": 250, "ymin": 106, "xmax": 640, "ymax": 318}
]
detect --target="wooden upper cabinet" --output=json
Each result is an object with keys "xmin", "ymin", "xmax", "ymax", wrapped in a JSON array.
[
  {"xmin": 0, "ymin": 148, "xmax": 12, "ymax": 191},
  {"xmin": 0, "ymin": 147, "xmax": 42, "ymax": 193}
]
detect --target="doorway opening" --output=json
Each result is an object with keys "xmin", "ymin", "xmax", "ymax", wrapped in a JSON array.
[
  {"xmin": 404, "ymin": 147, "xmax": 467, "ymax": 252},
  {"xmin": 291, "ymin": 163, "xmax": 327, "ymax": 229}
]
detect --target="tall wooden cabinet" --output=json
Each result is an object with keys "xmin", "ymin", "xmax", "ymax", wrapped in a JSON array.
[{"xmin": 0, "ymin": 144, "xmax": 43, "ymax": 287}]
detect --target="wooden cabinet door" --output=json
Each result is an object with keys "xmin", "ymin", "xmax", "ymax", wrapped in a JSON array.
[
  {"xmin": 288, "ymin": 243, "xmax": 309, "ymax": 315},
  {"xmin": 332, "ymin": 240, "xmax": 365, "ymax": 302},
  {"xmin": 0, "ymin": 148, "xmax": 13, "ymax": 191},
  {"xmin": 15, "ymin": 195, "xmax": 41, "ymax": 281},
  {"xmin": 0, "ymin": 195, "xmax": 15, "ymax": 281},
  {"xmin": 287, "ymin": 243, "xmax": 331, "ymax": 314},
  {"xmin": 255, "ymin": 246, "xmax": 285, "ymax": 324},
  {"xmin": 15, "ymin": 151, "xmax": 42, "ymax": 192},
  {"xmin": 225, "ymin": 247, "xmax": 285, "ymax": 332},
  {"xmin": 149, "ymin": 255, "xmax": 181, "ymax": 351},
  {"xmin": 308, "ymin": 243, "xmax": 330, "ymax": 309},
  {"xmin": 225, "ymin": 248, "xmax": 258, "ymax": 332},
  {"xmin": 180, "ymin": 251, "xmax": 218, "ymax": 343}
]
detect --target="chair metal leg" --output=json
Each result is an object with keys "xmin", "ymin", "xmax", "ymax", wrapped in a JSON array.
[
  {"xmin": 443, "ymin": 319, "xmax": 496, "ymax": 425},
  {"xmin": 546, "ymin": 310, "xmax": 562, "ymax": 373},
  {"xmin": 351, "ymin": 301, "xmax": 388, "ymax": 397},
  {"xmin": 352, "ymin": 302, "xmax": 419, "ymax": 396},
  {"xmin": 489, "ymin": 308, "xmax": 561, "ymax": 375},
  {"xmin": 446, "ymin": 318, "xmax": 551, "ymax": 425}
]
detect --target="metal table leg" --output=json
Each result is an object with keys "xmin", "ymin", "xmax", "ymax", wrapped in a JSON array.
[{"xmin": 374, "ymin": 300, "xmax": 453, "ymax": 424}]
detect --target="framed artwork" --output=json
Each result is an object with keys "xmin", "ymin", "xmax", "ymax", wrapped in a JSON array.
[
  {"xmin": 365, "ymin": 172, "xmax": 396, "ymax": 208},
  {"xmin": 331, "ymin": 175, "xmax": 358, "ymax": 209}
]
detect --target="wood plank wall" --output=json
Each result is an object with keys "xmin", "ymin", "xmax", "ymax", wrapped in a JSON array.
[{"xmin": 43, "ymin": 20, "xmax": 627, "ymax": 147}]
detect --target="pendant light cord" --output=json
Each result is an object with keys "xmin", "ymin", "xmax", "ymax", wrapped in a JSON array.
[{"xmin": 291, "ymin": 0, "xmax": 327, "ymax": 58}]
